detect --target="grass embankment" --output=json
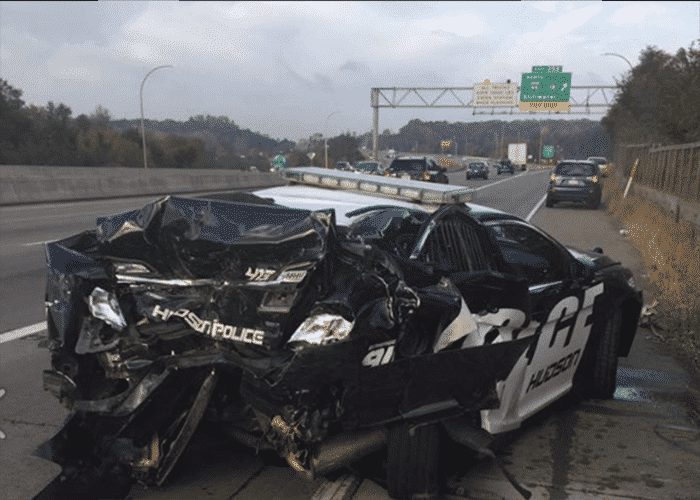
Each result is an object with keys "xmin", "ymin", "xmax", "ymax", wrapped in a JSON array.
[{"xmin": 604, "ymin": 178, "xmax": 700, "ymax": 367}]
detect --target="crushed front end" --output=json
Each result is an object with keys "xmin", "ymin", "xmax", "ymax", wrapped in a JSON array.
[{"xmin": 36, "ymin": 195, "xmax": 533, "ymax": 498}]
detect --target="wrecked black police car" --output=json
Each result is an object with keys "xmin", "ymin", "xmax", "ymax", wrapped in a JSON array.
[{"xmin": 38, "ymin": 167, "xmax": 642, "ymax": 498}]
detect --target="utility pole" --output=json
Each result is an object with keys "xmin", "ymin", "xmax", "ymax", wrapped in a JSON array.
[{"xmin": 324, "ymin": 111, "xmax": 340, "ymax": 168}]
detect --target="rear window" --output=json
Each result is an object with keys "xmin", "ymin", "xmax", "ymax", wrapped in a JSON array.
[
  {"xmin": 390, "ymin": 159, "xmax": 426, "ymax": 172},
  {"xmin": 555, "ymin": 163, "xmax": 597, "ymax": 176},
  {"xmin": 469, "ymin": 162, "xmax": 484, "ymax": 168}
]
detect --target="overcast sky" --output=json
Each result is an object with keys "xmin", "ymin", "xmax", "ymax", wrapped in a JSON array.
[{"xmin": 1, "ymin": 1, "xmax": 698, "ymax": 141}]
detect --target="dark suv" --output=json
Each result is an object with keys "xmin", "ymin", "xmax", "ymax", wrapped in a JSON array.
[
  {"xmin": 546, "ymin": 160, "xmax": 602, "ymax": 209},
  {"xmin": 385, "ymin": 156, "xmax": 449, "ymax": 184},
  {"xmin": 466, "ymin": 162, "xmax": 489, "ymax": 180},
  {"xmin": 496, "ymin": 159, "xmax": 515, "ymax": 175}
]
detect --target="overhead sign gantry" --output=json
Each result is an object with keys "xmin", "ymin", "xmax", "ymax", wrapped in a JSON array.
[{"xmin": 370, "ymin": 70, "xmax": 618, "ymax": 160}]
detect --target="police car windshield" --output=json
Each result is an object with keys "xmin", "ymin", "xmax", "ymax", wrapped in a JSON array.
[
  {"xmin": 390, "ymin": 159, "xmax": 425, "ymax": 172},
  {"xmin": 556, "ymin": 163, "xmax": 596, "ymax": 176}
]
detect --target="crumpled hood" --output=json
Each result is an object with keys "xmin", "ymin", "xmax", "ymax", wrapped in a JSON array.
[{"xmin": 568, "ymin": 247, "xmax": 618, "ymax": 270}]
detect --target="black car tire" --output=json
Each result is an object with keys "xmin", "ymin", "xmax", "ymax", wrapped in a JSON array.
[
  {"xmin": 587, "ymin": 196, "xmax": 601, "ymax": 209},
  {"xmin": 497, "ymin": 171, "xmax": 501, "ymax": 175},
  {"xmin": 387, "ymin": 422, "xmax": 441, "ymax": 499},
  {"xmin": 466, "ymin": 174, "xmax": 471, "ymax": 180},
  {"xmin": 577, "ymin": 308, "xmax": 622, "ymax": 399},
  {"xmin": 545, "ymin": 197, "xmax": 554, "ymax": 208}
]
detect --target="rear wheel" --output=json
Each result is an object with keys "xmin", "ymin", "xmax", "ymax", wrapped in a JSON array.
[
  {"xmin": 545, "ymin": 196, "xmax": 554, "ymax": 208},
  {"xmin": 386, "ymin": 423, "xmax": 441, "ymax": 499}
]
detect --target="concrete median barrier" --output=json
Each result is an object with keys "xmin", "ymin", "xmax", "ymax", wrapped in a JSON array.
[{"xmin": 0, "ymin": 166, "xmax": 286, "ymax": 205}]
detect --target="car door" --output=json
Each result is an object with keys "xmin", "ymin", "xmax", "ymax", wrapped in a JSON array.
[{"xmin": 480, "ymin": 220, "xmax": 604, "ymax": 434}]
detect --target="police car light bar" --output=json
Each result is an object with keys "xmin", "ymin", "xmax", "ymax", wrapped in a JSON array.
[{"xmin": 283, "ymin": 167, "xmax": 474, "ymax": 204}]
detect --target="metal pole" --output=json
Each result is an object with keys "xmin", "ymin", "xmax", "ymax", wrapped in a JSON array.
[
  {"xmin": 324, "ymin": 111, "xmax": 340, "ymax": 168},
  {"xmin": 140, "ymin": 65, "xmax": 173, "ymax": 169},
  {"xmin": 371, "ymin": 89, "xmax": 379, "ymax": 160},
  {"xmin": 602, "ymin": 53, "xmax": 634, "ymax": 71}
]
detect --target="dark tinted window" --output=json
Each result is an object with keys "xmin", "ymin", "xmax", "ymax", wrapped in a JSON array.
[
  {"xmin": 555, "ymin": 163, "xmax": 596, "ymax": 176},
  {"xmin": 421, "ymin": 217, "xmax": 494, "ymax": 273},
  {"xmin": 390, "ymin": 159, "xmax": 426, "ymax": 172},
  {"xmin": 355, "ymin": 162, "xmax": 379, "ymax": 171},
  {"xmin": 490, "ymin": 223, "xmax": 568, "ymax": 284},
  {"xmin": 469, "ymin": 162, "xmax": 485, "ymax": 168}
]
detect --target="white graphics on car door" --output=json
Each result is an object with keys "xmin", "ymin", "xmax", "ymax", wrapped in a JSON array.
[{"xmin": 481, "ymin": 282, "xmax": 604, "ymax": 434}]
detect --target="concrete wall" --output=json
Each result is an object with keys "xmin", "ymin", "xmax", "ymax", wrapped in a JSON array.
[
  {"xmin": 0, "ymin": 165, "xmax": 285, "ymax": 205},
  {"xmin": 612, "ymin": 172, "xmax": 700, "ymax": 229},
  {"xmin": 630, "ymin": 182, "xmax": 700, "ymax": 229}
]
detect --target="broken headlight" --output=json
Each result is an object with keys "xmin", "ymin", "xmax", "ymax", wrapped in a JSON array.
[
  {"xmin": 88, "ymin": 287, "xmax": 127, "ymax": 331},
  {"xmin": 113, "ymin": 262, "xmax": 152, "ymax": 275},
  {"xmin": 287, "ymin": 314, "xmax": 354, "ymax": 349}
]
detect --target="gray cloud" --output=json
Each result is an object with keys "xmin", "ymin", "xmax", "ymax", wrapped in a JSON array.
[{"xmin": 1, "ymin": 1, "xmax": 697, "ymax": 140}]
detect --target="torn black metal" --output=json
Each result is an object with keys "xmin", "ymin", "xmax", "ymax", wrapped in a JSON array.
[{"xmin": 37, "ymin": 195, "xmax": 535, "ymax": 498}]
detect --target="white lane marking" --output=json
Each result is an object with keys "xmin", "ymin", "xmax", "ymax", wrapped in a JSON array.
[
  {"xmin": 472, "ymin": 169, "xmax": 546, "ymax": 192},
  {"xmin": 526, "ymin": 193, "xmax": 548, "ymax": 221},
  {"xmin": 311, "ymin": 473, "xmax": 363, "ymax": 500},
  {"xmin": 23, "ymin": 240, "xmax": 50, "ymax": 247},
  {"xmin": 0, "ymin": 321, "xmax": 47, "ymax": 344}
]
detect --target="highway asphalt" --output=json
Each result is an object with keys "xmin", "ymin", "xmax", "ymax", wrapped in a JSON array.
[{"xmin": 1, "ymin": 167, "xmax": 698, "ymax": 499}]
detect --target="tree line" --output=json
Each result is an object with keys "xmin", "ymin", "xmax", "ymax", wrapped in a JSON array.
[
  {"xmin": 602, "ymin": 41, "xmax": 700, "ymax": 147},
  {"xmin": 0, "ymin": 79, "xmax": 293, "ymax": 169},
  {"xmin": 359, "ymin": 118, "xmax": 610, "ymax": 161}
]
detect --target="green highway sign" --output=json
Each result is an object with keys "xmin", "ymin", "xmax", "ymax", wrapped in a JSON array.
[
  {"xmin": 272, "ymin": 154, "xmax": 287, "ymax": 169},
  {"xmin": 520, "ymin": 71, "xmax": 572, "ymax": 102},
  {"xmin": 542, "ymin": 145, "xmax": 555, "ymax": 159},
  {"xmin": 532, "ymin": 65, "xmax": 562, "ymax": 73}
]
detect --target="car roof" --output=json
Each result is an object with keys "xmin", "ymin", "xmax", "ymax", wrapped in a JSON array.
[
  {"xmin": 252, "ymin": 185, "xmax": 426, "ymax": 225},
  {"xmin": 559, "ymin": 159, "xmax": 596, "ymax": 164},
  {"xmin": 252, "ymin": 185, "xmax": 520, "ymax": 226}
]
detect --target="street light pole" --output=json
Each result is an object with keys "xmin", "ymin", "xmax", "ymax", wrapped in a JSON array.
[
  {"xmin": 601, "ymin": 52, "xmax": 634, "ymax": 71},
  {"xmin": 140, "ymin": 65, "xmax": 173, "ymax": 169},
  {"xmin": 323, "ymin": 111, "xmax": 340, "ymax": 168}
]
